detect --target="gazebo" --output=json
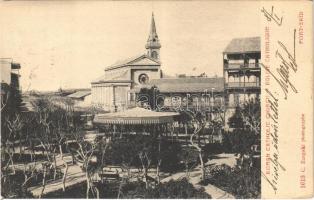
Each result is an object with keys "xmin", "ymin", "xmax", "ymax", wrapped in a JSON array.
[{"xmin": 93, "ymin": 107, "xmax": 179, "ymax": 137}]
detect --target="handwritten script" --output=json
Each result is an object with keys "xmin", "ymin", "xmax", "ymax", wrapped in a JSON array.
[
  {"xmin": 261, "ymin": 6, "xmax": 283, "ymax": 26},
  {"xmin": 263, "ymin": 88, "xmax": 286, "ymax": 193},
  {"xmin": 261, "ymin": 5, "xmax": 299, "ymax": 194},
  {"xmin": 261, "ymin": 30, "xmax": 298, "ymax": 100}
]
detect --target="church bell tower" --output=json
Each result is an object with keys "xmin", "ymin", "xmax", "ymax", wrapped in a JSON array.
[{"xmin": 145, "ymin": 13, "xmax": 161, "ymax": 61}]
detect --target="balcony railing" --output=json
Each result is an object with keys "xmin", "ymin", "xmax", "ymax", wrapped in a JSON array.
[
  {"xmin": 224, "ymin": 63, "xmax": 260, "ymax": 69},
  {"xmin": 225, "ymin": 82, "xmax": 260, "ymax": 88}
]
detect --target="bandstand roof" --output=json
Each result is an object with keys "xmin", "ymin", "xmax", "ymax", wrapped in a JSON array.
[{"xmin": 93, "ymin": 107, "xmax": 179, "ymax": 125}]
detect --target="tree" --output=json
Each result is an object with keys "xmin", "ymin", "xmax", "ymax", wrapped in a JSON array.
[
  {"xmin": 69, "ymin": 130, "xmax": 109, "ymax": 199},
  {"xmin": 207, "ymin": 104, "xmax": 224, "ymax": 143},
  {"xmin": 156, "ymin": 138, "xmax": 182, "ymax": 173},
  {"xmin": 1, "ymin": 94, "xmax": 84, "ymax": 197},
  {"xmin": 227, "ymin": 99, "xmax": 261, "ymax": 166},
  {"xmin": 189, "ymin": 111, "xmax": 207, "ymax": 180},
  {"xmin": 177, "ymin": 102, "xmax": 226, "ymax": 181},
  {"xmin": 174, "ymin": 109, "xmax": 209, "ymax": 180},
  {"xmin": 203, "ymin": 98, "xmax": 261, "ymax": 198},
  {"xmin": 227, "ymin": 106, "xmax": 244, "ymax": 129},
  {"xmin": 137, "ymin": 86, "xmax": 163, "ymax": 110},
  {"xmin": 180, "ymin": 147, "xmax": 199, "ymax": 178},
  {"xmin": 135, "ymin": 134, "xmax": 182, "ymax": 188},
  {"xmin": 1, "ymin": 83, "xmax": 22, "ymax": 114},
  {"xmin": 21, "ymin": 162, "xmax": 38, "ymax": 187},
  {"xmin": 1, "ymin": 83, "xmax": 22, "ymax": 176},
  {"xmin": 106, "ymin": 136, "xmax": 143, "ymax": 177},
  {"xmin": 105, "ymin": 135, "xmax": 154, "ymax": 197},
  {"xmin": 31, "ymin": 98, "xmax": 58, "ymax": 197},
  {"xmin": 107, "ymin": 133, "xmax": 182, "ymax": 191},
  {"xmin": 21, "ymin": 112, "xmax": 38, "ymax": 162},
  {"xmin": 178, "ymin": 110, "xmax": 193, "ymax": 136},
  {"xmin": 31, "ymin": 97, "xmax": 80, "ymax": 196}
]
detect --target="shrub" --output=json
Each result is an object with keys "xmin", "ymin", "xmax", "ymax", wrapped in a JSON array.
[
  {"xmin": 122, "ymin": 178, "xmax": 211, "ymax": 199},
  {"xmin": 1, "ymin": 153, "xmax": 48, "ymax": 164},
  {"xmin": 1, "ymin": 171, "xmax": 34, "ymax": 198},
  {"xmin": 43, "ymin": 181, "xmax": 120, "ymax": 198},
  {"xmin": 158, "ymin": 140, "xmax": 182, "ymax": 173},
  {"xmin": 180, "ymin": 146, "xmax": 199, "ymax": 171},
  {"xmin": 222, "ymin": 129, "xmax": 259, "ymax": 154},
  {"xmin": 203, "ymin": 143, "xmax": 224, "ymax": 155},
  {"xmin": 42, "ymin": 179, "xmax": 211, "ymax": 199},
  {"xmin": 1, "ymin": 167, "xmax": 63, "ymax": 198},
  {"xmin": 105, "ymin": 135, "xmax": 183, "ymax": 173},
  {"xmin": 203, "ymin": 164, "xmax": 260, "ymax": 198}
]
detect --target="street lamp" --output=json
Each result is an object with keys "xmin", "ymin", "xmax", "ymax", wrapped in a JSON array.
[
  {"xmin": 126, "ymin": 90, "xmax": 130, "ymax": 109},
  {"xmin": 201, "ymin": 93, "xmax": 205, "ymax": 111},
  {"xmin": 203, "ymin": 89, "xmax": 208, "ymax": 108},
  {"xmin": 153, "ymin": 87, "xmax": 158, "ymax": 110},
  {"xmin": 112, "ymin": 84, "xmax": 117, "ymax": 112},
  {"xmin": 211, "ymin": 88, "xmax": 215, "ymax": 111},
  {"xmin": 186, "ymin": 93, "xmax": 190, "ymax": 110}
]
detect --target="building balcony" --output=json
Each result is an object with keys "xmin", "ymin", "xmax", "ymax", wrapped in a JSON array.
[
  {"xmin": 224, "ymin": 63, "xmax": 260, "ymax": 69},
  {"xmin": 225, "ymin": 82, "xmax": 260, "ymax": 88}
]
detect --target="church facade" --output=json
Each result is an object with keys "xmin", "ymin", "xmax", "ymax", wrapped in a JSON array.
[{"xmin": 91, "ymin": 14, "xmax": 162, "ymax": 112}]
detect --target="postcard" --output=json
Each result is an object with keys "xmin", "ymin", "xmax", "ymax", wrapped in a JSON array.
[{"xmin": 0, "ymin": 0, "xmax": 313, "ymax": 199}]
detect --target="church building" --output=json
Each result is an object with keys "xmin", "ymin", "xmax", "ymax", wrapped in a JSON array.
[
  {"xmin": 91, "ymin": 14, "xmax": 162, "ymax": 112},
  {"xmin": 91, "ymin": 13, "xmax": 261, "ymax": 130}
]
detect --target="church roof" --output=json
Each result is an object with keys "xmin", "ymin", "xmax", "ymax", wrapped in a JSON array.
[
  {"xmin": 224, "ymin": 37, "xmax": 260, "ymax": 54},
  {"xmin": 105, "ymin": 54, "xmax": 160, "ymax": 71},
  {"xmin": 134, "ymin": 77, "xmax": 224, "ymax": 93},
  {"xmin": 92, "ymin": 74, "xmax": 106, "ymax": 83},
  {"xmin": 91, "ymin": 68, "xmax": 133, "ymax": 83}
]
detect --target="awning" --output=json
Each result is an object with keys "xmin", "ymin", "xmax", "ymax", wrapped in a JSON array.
[{"xmin": 93, "ymin": 107, "xmax": 179, "ymax": 125}]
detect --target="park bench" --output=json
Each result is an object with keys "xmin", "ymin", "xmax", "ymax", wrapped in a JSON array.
[
  {"xmin": 145, "ymin": 175, "xmax": 158, "ymax": 184},
  {"xmin": 98, "ymin": 172, "xmax": 120, "ymax": 182}
]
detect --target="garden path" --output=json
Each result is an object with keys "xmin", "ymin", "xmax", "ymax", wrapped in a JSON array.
[
  {"xmin": 28, "ymin": 155, "xmax": 86, "ymax": 197},
  {"xmin": 161, "ymin": 153, "xmax": 236, "ymax": 199},
  {"xmin": 28, "ymin": 153, "xmax": 237, "ymax": 198}
]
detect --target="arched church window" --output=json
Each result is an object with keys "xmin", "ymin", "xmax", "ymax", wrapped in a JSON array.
[{"xmin": 151, "ymin": 51, "xmax": 158, "ymax": 59}]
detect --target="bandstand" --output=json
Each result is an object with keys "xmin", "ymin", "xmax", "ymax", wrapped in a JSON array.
[{"xmin": 93, "ymin": 107, "xmax": 179, "ymax": 138}]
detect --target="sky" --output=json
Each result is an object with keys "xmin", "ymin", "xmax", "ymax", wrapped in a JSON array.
[{"xmin": 0, "ymin": 1, "xmax": 261, "ymax": 91}]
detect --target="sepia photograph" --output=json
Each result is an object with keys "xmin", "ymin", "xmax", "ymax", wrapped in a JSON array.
[{"xmin": 1, "ymin": 1, "xmax": 263, "ymax": 198}]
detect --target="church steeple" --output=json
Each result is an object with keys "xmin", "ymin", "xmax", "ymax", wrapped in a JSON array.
[{"xmin": 146, "ymin": 13, "xmax": 161, "ymax": 61}]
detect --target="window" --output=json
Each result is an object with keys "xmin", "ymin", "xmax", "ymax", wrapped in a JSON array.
[
  {"xmin": 151, "ymin": 51, "xmax": 158, "ymax": 59},
  {"xmin": 138, "ymin": 73, "xmax": 149, "ymax": 84}
]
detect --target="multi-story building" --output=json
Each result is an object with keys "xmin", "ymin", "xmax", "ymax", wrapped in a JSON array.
[
  {"xmin": 0, "ymin": 58, "xmax": 22, "ymax": 113},
  {"xmin": 0, "ymin": 58, "xmax": 21, "ymax": 90},
  {"xmin": 223, "ymin": 37, "xmax": 261, "ymax": 126}
]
